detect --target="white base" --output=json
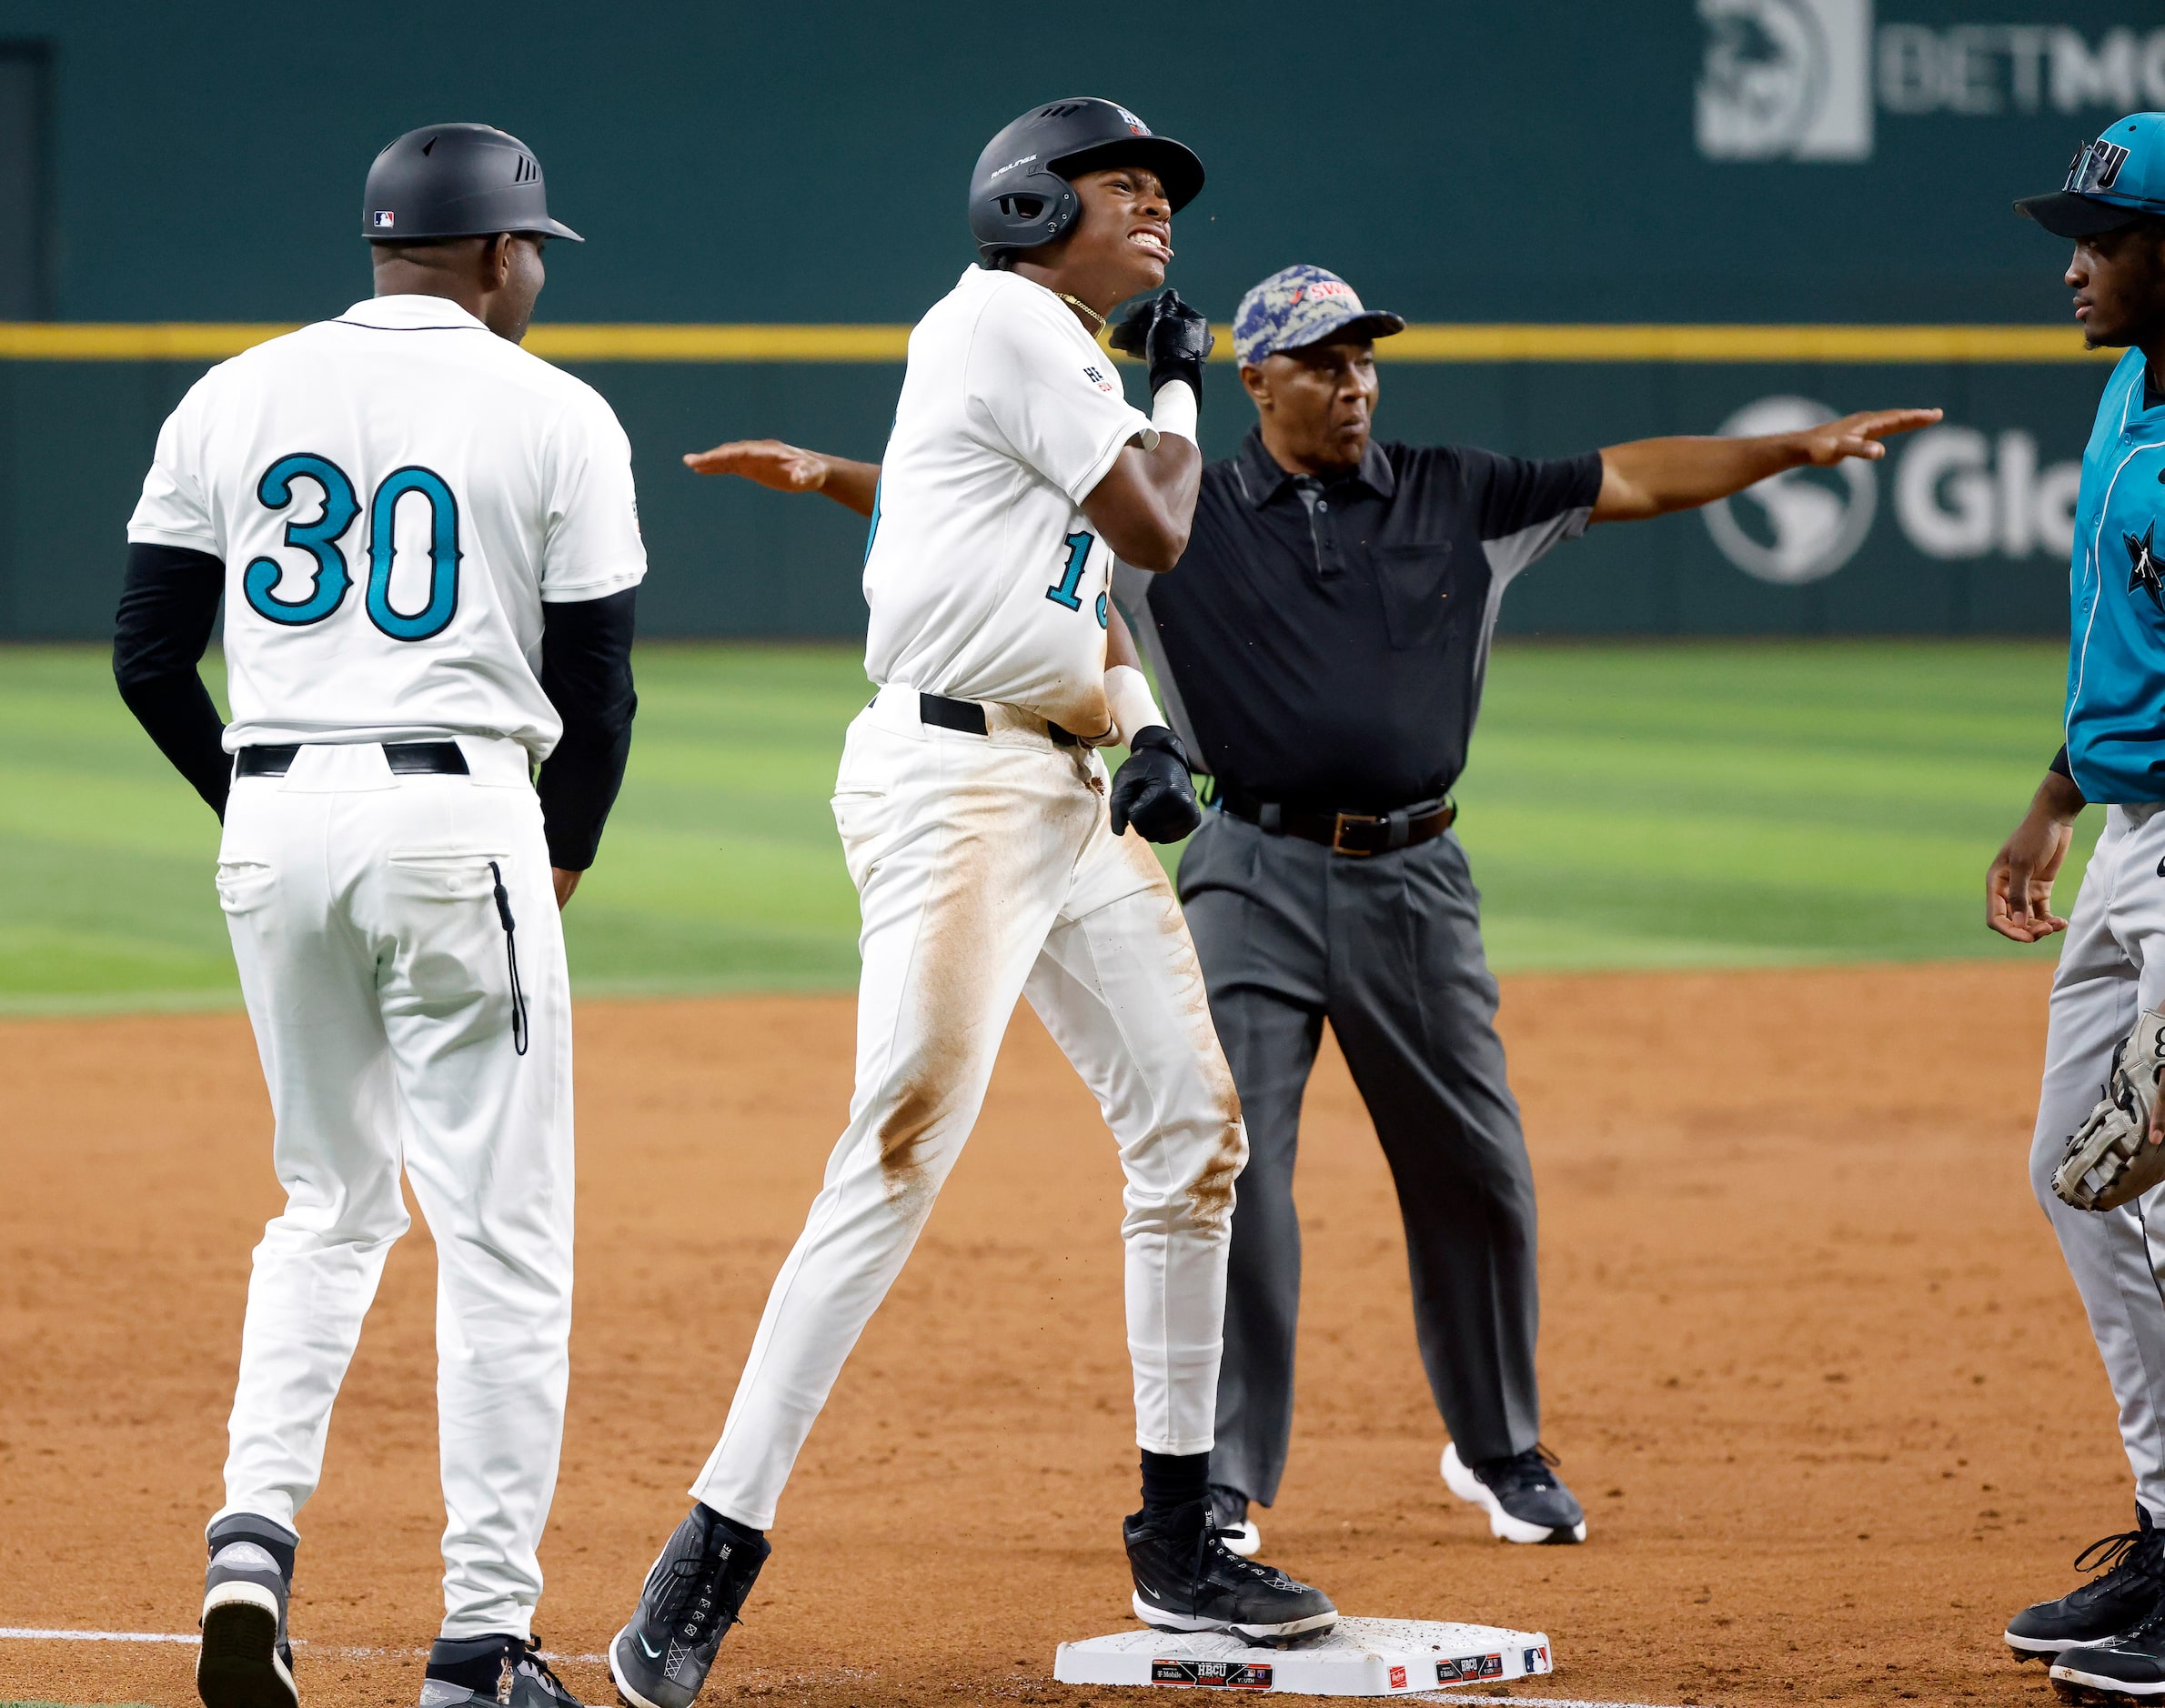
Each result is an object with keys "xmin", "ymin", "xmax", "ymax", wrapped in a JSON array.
[{"xmin": 1054, "ymin": 1617, "xmax": 1554, "ymax": 1696}]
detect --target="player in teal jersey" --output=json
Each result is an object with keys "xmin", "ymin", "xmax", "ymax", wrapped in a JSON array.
[{"xmin": 1989, "ymin": 114, "xmax": 2165, "ymax": 1703}]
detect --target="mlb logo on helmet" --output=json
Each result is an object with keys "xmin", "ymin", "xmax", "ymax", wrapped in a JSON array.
[
  {"xmin": 1113, "ymin": 103, "xmax": 1151, "ymax": 136},
  {"xmin": 371, "ymin": 210, "xmax": 395, "ymax": 229}
]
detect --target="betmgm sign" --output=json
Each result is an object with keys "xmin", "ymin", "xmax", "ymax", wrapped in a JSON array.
[{"xmin": 1697, "ymin": 0, "xmax": 2165, "ymax": 162}]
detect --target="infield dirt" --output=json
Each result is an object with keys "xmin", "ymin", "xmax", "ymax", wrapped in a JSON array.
[{"xmin": 0, "ymin": 963, "xmax": 2122, "ymax": 1707}]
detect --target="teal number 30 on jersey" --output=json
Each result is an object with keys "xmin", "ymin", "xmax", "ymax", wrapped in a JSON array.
[{"xmin": 244, "ymin": 454, "xmax": 463, "ymax": 641}]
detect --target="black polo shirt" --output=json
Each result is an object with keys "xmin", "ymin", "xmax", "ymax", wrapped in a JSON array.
[{"xmin": 1116, "ymin": 427, "xmax": 1603, "ymax": 813}]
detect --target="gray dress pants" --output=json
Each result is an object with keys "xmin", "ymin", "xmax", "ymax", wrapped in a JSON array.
[{"xmin": 1176, "ymin": 809, "xmax": 1541, "ymax": 1508}]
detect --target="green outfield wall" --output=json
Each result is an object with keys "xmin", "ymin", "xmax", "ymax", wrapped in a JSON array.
[
  {"xmin": 0, "ymin": 0, "xmax": 2156, "ymax": 637},
  {"xmin": 0, "ymin": 336, "xmax": 2112, "ymax": 639}
]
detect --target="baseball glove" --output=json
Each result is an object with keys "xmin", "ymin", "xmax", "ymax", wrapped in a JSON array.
[{"xmin": 2055, "ymin": 1008, "xmax": 2165, "ymax": 1211}]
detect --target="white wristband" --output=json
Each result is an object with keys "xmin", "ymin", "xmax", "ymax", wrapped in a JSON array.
[
  {"xmin": 1104, "ymin": 664, "xmax": 1165, "ymax": 749},
  {"xmin": 1150, "ymin": 378, "xmax": 1198, "ymax": 444}
]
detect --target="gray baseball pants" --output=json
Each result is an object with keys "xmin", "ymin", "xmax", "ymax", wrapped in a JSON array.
[
  {"xmin": 2030, "ymin": 801, "xmax": 2165, "ymax": 1520},
  {"xmin": 1176, "ymin": 808, "xmax": 1542, "ymax": 1509}
]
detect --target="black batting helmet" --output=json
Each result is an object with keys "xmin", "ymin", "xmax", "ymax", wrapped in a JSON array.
[
  {"xmin": 363, "ymin": 123, "xmax": 582, "ymax": 244},
  {"xmin": 967, "ymin": 98, "xmax": 1203, "ymax": 264}
]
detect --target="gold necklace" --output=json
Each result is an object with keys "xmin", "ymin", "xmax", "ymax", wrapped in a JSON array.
[{"xmin": 1055, "ymin": 293, "xmax": 1107, "ymax": 332}]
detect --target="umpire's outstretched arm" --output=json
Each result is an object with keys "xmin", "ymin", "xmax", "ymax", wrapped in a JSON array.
[{"xmin": 1589, "ymin": 408, "xmax": 1941, "ymax": 521}]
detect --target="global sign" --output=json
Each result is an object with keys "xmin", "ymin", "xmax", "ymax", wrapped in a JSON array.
[{"xmin": 1704, "ymin": 395, "xmax": 2082, "ymax": 584}]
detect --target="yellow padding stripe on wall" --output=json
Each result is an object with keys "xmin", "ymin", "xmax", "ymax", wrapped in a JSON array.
[{"xmin": 0, "ymin": 321, "xmax": 2115, "ymax": 363}]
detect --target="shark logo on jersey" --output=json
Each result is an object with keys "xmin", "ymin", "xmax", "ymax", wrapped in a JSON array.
[{"xmin": 2128, "ymin": 520, "xmax": 2164, "ymax": 613}]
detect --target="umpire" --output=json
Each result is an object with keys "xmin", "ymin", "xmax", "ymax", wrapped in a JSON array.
[
  {"xmin": 1119, "ymin": 266, "xmax": 1933, "ymax": 1552},
  {"xmin": 674, "ymin": 262, "xmax": 1933, "ymax": 1551}
]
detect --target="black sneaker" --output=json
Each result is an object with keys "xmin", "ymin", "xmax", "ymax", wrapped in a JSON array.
[
  {"xmin": 1442, "ymin": 1442, "xmax": 1586, "ymax": 1544},
  {"xmin": 197, "ymin": 1513, "xmax": 297, "ymax": 1708},
  {"xmin": 418, "ymin": 1635, "xmax": 581, "ymax": 1708},
  {"xmin": 609, "ymin": 1504, "xmax": 770, "ymax": 1708},
  {"xmin": 1125, "ymin": 1501, "xmax": 1337, "ymax": 1644},
  {"xmin": 2010, "ymin": 1508, "xmax": 2165, "ymax": 1662},
  {"xmin": 2052, "ymin": 1603, "xmax": 2165, "ymax": 1703}
]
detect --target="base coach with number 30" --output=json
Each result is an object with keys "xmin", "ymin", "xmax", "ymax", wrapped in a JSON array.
[
  {"xmin": 116, "ymin": 123, "xmax": 642, "ymax": 1708},
  {"xmin": 675, "ymin": 266, "xmax": 1934, "ymax": 1556},
  {"xmin": 1113, "ymin": 266, "xmax": 1936, "ymax": 1554}
]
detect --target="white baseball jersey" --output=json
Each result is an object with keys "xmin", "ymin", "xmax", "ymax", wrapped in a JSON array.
[
  {"xmin": 862, "ymin": 265, "xmax": 1153, "ymax": 734},
  {"xmin": 127, "ymin": 293, "xmax": 647, "ymax": 762}
]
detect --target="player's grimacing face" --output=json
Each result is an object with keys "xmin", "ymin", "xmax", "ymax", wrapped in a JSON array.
[
  {"xmin": 1243, "ymin": 340, "xmax": 1380, "ymax": 472},
  {"xmin": 2065, "ymin": 222, "xmax": 2165, "ymax": 350},
  {"xmin": 1063, "ymin": 166, "xmax": 1173, "ymax": 297}
]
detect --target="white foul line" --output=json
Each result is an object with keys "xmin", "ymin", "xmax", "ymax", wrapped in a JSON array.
[{"xmin": 0, "ymin": 1629, "xmax": 605, "ymax": 1663}]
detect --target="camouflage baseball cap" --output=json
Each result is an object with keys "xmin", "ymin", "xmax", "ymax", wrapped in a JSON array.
[{"xmin": 1233, "ymin": 264, "xmax": 1406, "ymax": 367}]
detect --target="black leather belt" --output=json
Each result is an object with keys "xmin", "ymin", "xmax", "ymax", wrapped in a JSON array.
[
  {"xmin": 236, "ymin": 740, "xmax": 471, "ymax": 779},
  {"xmin": 918, "ymin": 692, "xmax": 1080, "ymax": 748},
  {"xmin": 1219, "ymin": 789, "xmax": 1455, "ymax": 858}
]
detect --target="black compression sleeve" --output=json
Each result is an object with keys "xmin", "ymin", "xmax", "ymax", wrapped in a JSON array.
[
  {"xmin": 2049, "ymin": 744, "xmax": 2074, "ymax": 780},
  {"xmin": 536, "ymin": 588, "xmax": 639, "ymax": 870},
  {"xmin": 113, "ymin": 543, "xmax": 231, "ymax": 819}
]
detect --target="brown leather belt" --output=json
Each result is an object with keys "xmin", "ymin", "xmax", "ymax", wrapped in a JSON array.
[{"xmin": 1218, "ymin": 789, "xmax": 1456, "ymax": 858}]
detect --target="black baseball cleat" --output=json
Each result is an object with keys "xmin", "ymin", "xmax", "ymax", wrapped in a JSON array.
[
  {"xmin": 1442, "ymin": 1442, "xmax": 1587, "ymax": 1544},
  {"xmin": 197, "ymin": 1513, "xmax": 298, "ymax": 1708},
  {"xmin": 418, "ymin": 1634, "xmax": 582, "ymax": 1708},
  {"xmin": 2052, "ymin": 1605, "xmax": 2165, "ymax": 1703},
  {"xmin": 2010, "ymin": 1507, "xmax": 2165, "ymax": 1663},
  {"xmin": 609, "ymin": 1504, "xmax": 771, "ymax": 1708},
  {"xmin": 1125, "ymin": 1501, "xmax": 1338, "ymax": 1644}
]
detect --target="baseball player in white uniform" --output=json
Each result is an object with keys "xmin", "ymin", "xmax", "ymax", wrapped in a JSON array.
[
  {"xmin": 606, "ymin": 99, "xmax": 1335, "ymax": 1708},
  {"xmin": 114, "ymin": 126, "xmax": 644, "ymax": 1708}
]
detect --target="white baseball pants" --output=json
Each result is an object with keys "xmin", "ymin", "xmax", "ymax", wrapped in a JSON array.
[
  {"xmin": 212, "ymin": 738, "xmax": 572, "ymax": 1642},
  {"xmin": 2032, "ymin": 801, "xmax": 2165, "ymax": 1520},
  {"xmin": 690, "ymin": 685, "xmax": 1246, "ymax": 1529}
]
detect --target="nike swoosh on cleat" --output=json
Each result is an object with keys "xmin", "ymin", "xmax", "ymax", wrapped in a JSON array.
[{"xmin": 639, "ymin": 1635, "xmax": 662, "ymax": 1659}]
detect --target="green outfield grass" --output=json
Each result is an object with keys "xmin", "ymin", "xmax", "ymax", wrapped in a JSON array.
[{"xmin": 0, "ymin": 639, "xmax": 2089, "ymax": 1015}]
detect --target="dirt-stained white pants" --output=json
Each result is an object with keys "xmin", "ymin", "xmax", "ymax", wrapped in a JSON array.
[
  {"xmin": 691, "ymin": 685, "xmax": 1245, "ymax": 1529},
  {"xmin": 213, "ymin": 738, "xmax": 572, "ymax": 1641},
  {"xmin": 2032, "ymin": 801, "xmax": 2165, "ymax": 1520}
]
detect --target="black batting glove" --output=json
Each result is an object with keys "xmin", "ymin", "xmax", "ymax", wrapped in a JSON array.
[
  {"xmin": 1109, "ymin": 289, "xmax": 1213, "ymax": 404},
  {"xmin": 1108, "ymin": 726, "xmax": 1202, "ymax": 844}
]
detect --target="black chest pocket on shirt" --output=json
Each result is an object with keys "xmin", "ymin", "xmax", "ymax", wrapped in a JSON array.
[{"xmin": 1370, "ymin": 542, "xmax": 1457, "ymax": 650}]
